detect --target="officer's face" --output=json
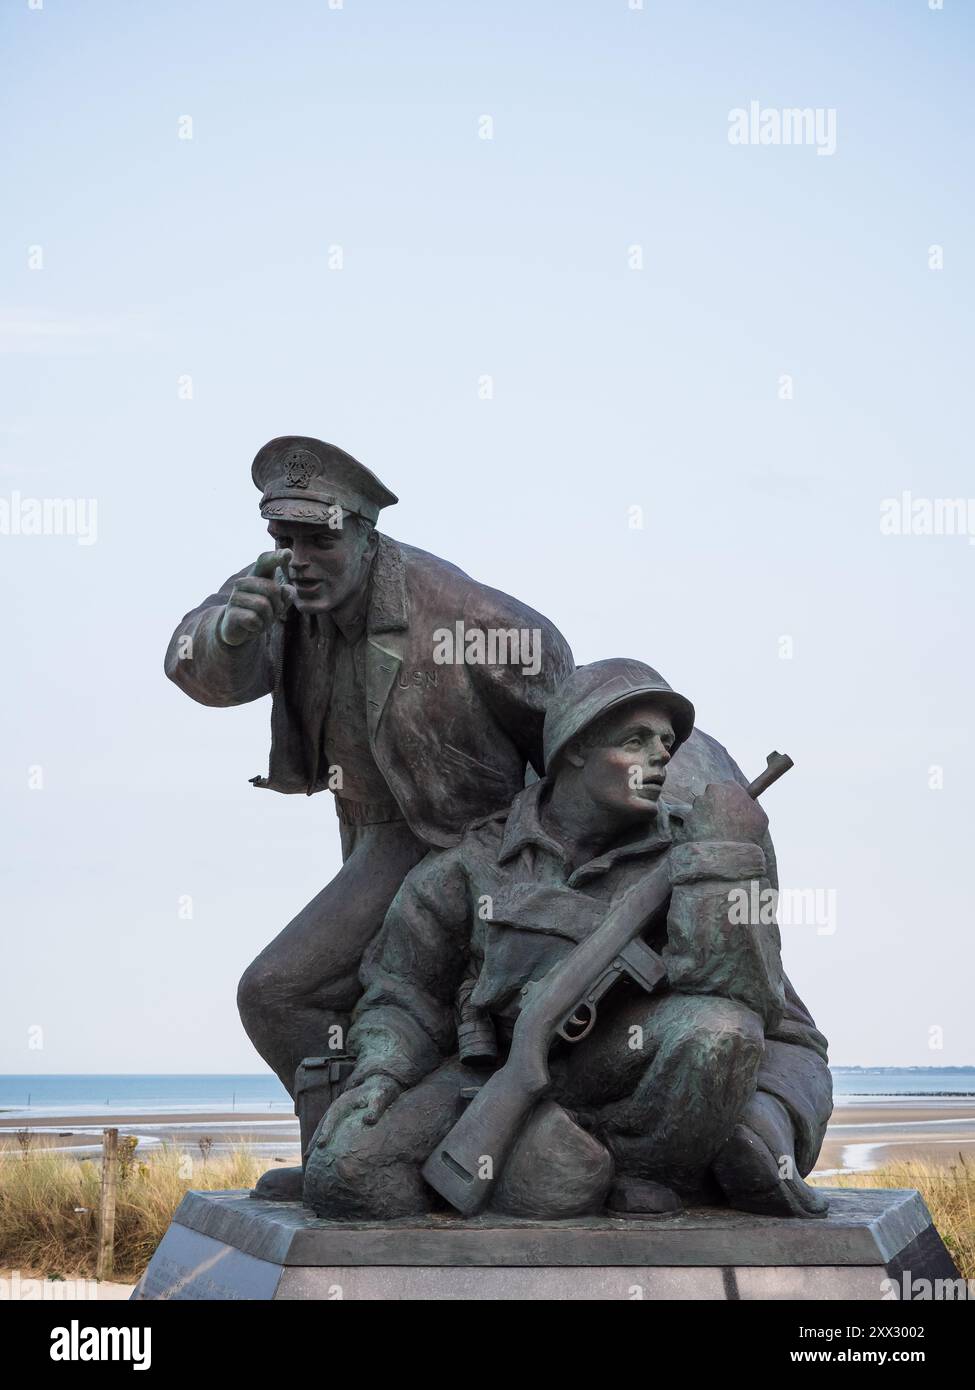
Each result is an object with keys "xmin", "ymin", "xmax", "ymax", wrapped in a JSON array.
[
  {"xmin": 268, "ymin": 516, "xmax": 376, "ymax": 613},
  {"xmin": 574, "ymin": 699, "xmax": 675, "ymax": 824}
]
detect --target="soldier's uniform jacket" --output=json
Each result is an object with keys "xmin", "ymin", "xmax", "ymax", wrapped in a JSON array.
[
  {"xmin": 348, "ymin": 779, "xmax": 833, "ymax": 1173},
  {"xmin": 164, "ymin": 533, "xmax": 574, "ymax": 848}
]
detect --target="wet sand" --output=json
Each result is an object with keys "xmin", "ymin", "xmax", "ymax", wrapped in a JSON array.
[
  {"xmin": 0, "ymin": 1111, "xmax": 301, "ymax": 1159},
  {"xmin": 3, "ymin": 1099, "xmax": 974, "ymax": 1174},
  {"xmin": 813, "ymin": 1098, "xmax": 975, "ymax": 1175},
  {"xmin": 0, "ymin": 1111, "xmax": 294, "ymax": 1130}
]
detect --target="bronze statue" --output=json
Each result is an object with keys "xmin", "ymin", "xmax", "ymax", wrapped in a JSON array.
[{"xmin": 165, "ymin": 441, "xmax": 831, "ymax": 1218}]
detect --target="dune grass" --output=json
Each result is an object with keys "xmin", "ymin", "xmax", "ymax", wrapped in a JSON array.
[
  {"xmin": 0, "ymin": 1145, "xmax": 266, "ymax": 1283},
  {"xmin": 2, "ymin": 1144, "xmax": 972, "ymax": 1285},
  {"xmin": 810, "ymin": 1155, "xmax": 975, "ymax": 1279}
]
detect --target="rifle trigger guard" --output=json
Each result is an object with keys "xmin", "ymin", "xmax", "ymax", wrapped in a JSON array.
[{"xmin": 557, "ymin": 1001, "xmax": 596, "ymax": 1043}]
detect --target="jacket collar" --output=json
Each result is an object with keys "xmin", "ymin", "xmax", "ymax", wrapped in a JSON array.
[
  {"xmin": 498, "ymin": 780, "xmax": 567, "ymax": 865},
  {"xmin": 367, "ymin": 533, "xmax": 409, "ymax": 634},
  {"xmin": 498, "ymin": 777, "xmax": 675, "ymax": 885}
]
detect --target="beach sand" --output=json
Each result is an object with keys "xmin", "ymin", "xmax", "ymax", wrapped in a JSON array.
[
  {"xmin": 4, "ymin": 1098, "xmax": 974, "ymax": 1175},
  {"xmin": 0, "ymin": 1111, "xmax": 301, "ymax": 1159},
  {"xmin": 814, "ymin": 1097, "xmax": 975, "ymax": 1174}
]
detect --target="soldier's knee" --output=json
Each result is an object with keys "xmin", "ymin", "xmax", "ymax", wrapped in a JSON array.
[
  {"xmin": 710, "ymin": 998, "xmax": 764, "ymax": 1047},
  {"xmin": 670, "ymin": 997, "xmax": 764, "ymax": 1068},
  {"xmin": 304, "ymin": 1131, "xmax": 431, "ymax": 1221},
  {"xmin": 236, "ymin": 961, "xmax": 261, "ymax": 1030},
  {"xmin": 236, "ymin": 956, "xmax": 292, "ymax": 1031},
  {"xmin": 491, "ymin": 1101, "xmax": 614, "ymax": 1219}
]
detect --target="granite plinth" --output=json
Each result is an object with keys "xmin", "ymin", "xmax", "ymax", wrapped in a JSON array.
[{"xmin": 132, "ymin": 1188, "xmax": 961, "ymax": 1301}]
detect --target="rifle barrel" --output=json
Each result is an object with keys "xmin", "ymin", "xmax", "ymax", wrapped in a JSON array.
[{"xmin": 746, "ymin": 751, "xmax": 793, "ymax": 800}]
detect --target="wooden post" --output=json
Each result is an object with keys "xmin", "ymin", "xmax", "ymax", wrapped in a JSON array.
[{"xmin": 96, "ymin": 1128, "xmax": 118, "ymax": 1281}]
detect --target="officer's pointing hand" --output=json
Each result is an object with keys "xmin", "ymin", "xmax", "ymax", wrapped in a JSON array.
[{"xmin": 218, "ymin": 549, "xmax": 294, "ymax": 647}]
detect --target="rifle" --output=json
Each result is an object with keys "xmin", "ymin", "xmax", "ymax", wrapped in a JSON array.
[{"xmin": 421, "ymin": 751, "xmax": 793, "ymax": 1215}]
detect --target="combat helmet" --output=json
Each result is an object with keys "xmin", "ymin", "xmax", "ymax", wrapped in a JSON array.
[{"xmin": 543, "ymin": 659, "xmax": 695, "ymax": 772}]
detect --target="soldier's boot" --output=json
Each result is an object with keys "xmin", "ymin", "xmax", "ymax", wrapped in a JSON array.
[
  {"xmin": 252, "ymin": 1165, "xmax": 305, "ymax": 1201},
  {"xmin": 252, "ymin": 1057, "xmax": 355, "ymax": 1203},
  {"xmin": 607, "ymin": 1175, "xmax": 683, "ymax": 1216},
  {"xmin": 711, "ymin": 1091, "xmax": 829, "ymax": 1219}
]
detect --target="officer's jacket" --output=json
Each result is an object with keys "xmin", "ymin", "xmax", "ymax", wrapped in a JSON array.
[
  {"xmin": 349, "ymin": 779, "xmax": 833, "ymax": 1173},
  {"xmin": 164, "ymin": 534, "xmax": 574, "ymax": 847}
]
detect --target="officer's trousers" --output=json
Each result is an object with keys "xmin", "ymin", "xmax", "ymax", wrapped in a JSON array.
[{"xmin": 236, "ymin": 814, "xmax": 428, "ymax": 1094}]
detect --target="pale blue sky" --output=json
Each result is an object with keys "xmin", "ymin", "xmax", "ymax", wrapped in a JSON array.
[{"xmin": 1, "ymin": 0, "xmax": 972, "ymax": 1071}]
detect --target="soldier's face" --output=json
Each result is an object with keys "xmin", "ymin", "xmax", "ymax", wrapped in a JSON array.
[
  {"xmin": 574, "ymin": 700, "xmax": 675, "ymax": 824},
  {"xmin": 268, "ymin": 517, "xmax": 375, "ymax": 613}
]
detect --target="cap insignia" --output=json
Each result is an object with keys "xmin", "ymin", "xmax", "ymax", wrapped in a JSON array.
[{"xmin": 283, "ymin": 449, "xmax": 319, "ymax": 489}]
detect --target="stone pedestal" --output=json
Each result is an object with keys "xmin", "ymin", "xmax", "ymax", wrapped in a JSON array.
[{"xmin": 132, "ymin": 1188, "xmax": 960, "ymax": 1301}]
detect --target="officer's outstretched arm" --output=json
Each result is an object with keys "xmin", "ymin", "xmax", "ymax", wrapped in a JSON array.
[{"xmin": 163, "ymin": 551, "xmax": 290, "ymax": 707}]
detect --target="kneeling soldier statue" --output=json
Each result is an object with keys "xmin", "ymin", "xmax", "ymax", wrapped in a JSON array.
[{"xmin": 303, "ymin": 659, "xmax": 832, "ymax": 1221}]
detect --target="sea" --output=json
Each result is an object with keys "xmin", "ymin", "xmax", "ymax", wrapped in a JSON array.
[
  {"xmin": 830, "ymin": 1069, "xmax": 975, "ymax": 1099},
  {"xmin": 0, "ymin": 1074, "xmax": 293, "ymax": 1119},
  {"xmin": 1, "ymin": 1069, "xmax": 973, "ymax": 1119}
]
